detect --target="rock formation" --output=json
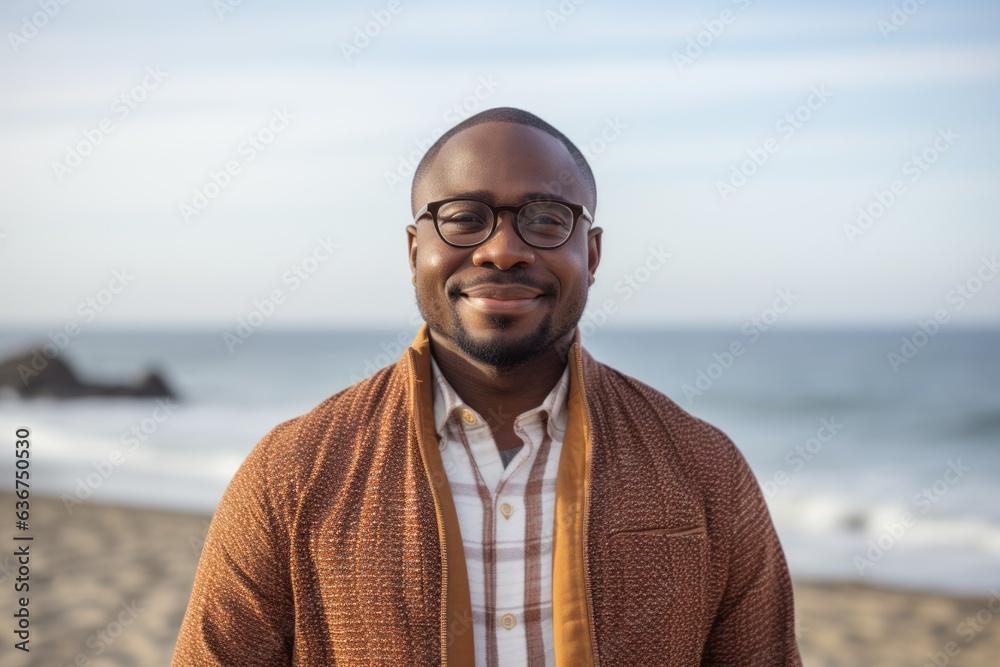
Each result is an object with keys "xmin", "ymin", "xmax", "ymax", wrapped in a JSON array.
[{"xmin": 0, "ymin": 349, "xmax": 176, "ymax": 400}]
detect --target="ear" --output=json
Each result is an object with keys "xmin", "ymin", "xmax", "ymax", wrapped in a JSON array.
[
  {"xmin": 587, "ymin": 225, "xmax": 602, "ymax": 285},
  {"xmin": 406, "ymin": 224, "xmax": 418, "ymax": 286}
]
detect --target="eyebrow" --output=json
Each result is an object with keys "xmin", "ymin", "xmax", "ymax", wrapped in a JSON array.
[{"xmin": 446, "ymin": 189, "xmax": 574, "ymax": 205}]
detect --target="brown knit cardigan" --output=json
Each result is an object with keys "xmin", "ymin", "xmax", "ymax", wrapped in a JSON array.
[{"xmin": 172, "ymin": 323, "xmax": 802, "ymax": 666}]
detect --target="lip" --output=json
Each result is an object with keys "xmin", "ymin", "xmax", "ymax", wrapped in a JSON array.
[
  {"xmin": 458, "ymin": 284, "xmax": 547, "ymax": 314},
  {"xmin": 461, "ymin": 284, "xmax": 544, "ymax": 299},
  {"xmin": 461, "ymin": 295, "xmax": 542, "ymax": 313}
]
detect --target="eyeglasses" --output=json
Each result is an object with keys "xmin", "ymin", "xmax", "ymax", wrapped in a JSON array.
[{"xmin": 414, "ymin": 197, "xmax": 593, "ymax": 249}]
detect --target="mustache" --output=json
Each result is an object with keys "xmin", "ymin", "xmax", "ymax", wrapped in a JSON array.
[{"xmin": 447, "ymin": 274, "xmax": 555, "ymax": 298}]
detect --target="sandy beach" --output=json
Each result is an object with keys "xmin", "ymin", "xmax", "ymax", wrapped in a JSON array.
[{"xmin": 1, "ymin": 492, "xmax": 997, "ymax": 666}]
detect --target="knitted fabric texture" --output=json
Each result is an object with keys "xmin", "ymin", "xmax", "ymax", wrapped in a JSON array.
[{"xmin": 171, "ymin": 324, "xmax": 802, "ymax": 666}]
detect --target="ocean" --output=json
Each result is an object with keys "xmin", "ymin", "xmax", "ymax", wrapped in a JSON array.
[{"xmin": 1, "ymin": 327, "xmax": 997, "ymax": 596}]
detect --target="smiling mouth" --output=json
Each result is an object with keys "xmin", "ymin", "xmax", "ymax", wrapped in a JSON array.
[
  {"xmin": 461, "ymin": 295, "xmax": 542, "ymax": 312},
  {"xmin": 458, "ymin": 284, "xmax": 547, "ymax": 313},
  {"xmin": 462, "ymin": 284, "xmax": 543, "ymax": 298}
]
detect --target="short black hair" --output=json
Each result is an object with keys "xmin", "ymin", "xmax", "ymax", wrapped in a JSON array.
[{"xmin": 410, "ymin": 106, "xmax": 597, "ymax": 216}]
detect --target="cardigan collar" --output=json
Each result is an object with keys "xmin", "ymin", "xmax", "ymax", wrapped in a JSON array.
[{"xmin": 405, "ymin": 322, "xmax": 597, "ymax": 667}]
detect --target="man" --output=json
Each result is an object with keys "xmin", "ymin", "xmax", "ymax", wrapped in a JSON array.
[{"xmin": 172, "ymin": 107, "xmax": 802, "ymax": 666}]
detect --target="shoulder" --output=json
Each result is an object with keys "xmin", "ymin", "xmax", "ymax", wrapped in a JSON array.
[
  {"xmin": 230, "ymin": 359, "xmax": 411, "ymax": 500},
  {"xmin": 580, "ymin": 349, "xmax": 750, "ymax": 486}
]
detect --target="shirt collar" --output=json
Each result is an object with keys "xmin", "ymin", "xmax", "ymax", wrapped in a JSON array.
[{"xmin": 430, "ymin": 355, "xmax": 570, "ymax": 440}]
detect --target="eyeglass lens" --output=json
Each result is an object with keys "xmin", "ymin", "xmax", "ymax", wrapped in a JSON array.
[{"xmin": 436, "ymin": 200, "xmax": 574, "ymax": 248}]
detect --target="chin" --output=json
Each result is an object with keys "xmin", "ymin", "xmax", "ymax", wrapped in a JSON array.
[{"xmin": 454, "ymin": 318, "xmax": 555, "ymax": 370}]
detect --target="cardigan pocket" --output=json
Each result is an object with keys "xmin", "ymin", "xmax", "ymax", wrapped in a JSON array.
[
  {"xmin": 602, "ymin": 529, "xmax": 710, "ymax": 664},
  {"xmin": 610, "ymin": 524, "xmax": 707, "ymax": 537}
]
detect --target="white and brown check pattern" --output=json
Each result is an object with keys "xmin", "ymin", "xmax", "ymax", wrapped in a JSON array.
[{"xmin": 430, "ymin": 357, "xmax": 570, "ymax": 667}]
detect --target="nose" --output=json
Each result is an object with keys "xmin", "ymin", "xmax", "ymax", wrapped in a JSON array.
[{"xmin": 470, "ymin": 210, "xmax": 535, "ymax": 270}]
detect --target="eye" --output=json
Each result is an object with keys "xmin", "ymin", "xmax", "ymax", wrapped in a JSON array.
[
  {"xmin": 523, "ymin": 214, "xmax": 566, "ymax": 228},
  {"xmin": 520, "ymin": 203, "xmax": 573, "ymax": 238},
  {"xmin": 436, "ymin": 200, "xmax": 493, "ymax": 243},
  {"xmin": 441, "ymin": 211, "xmax": 488, "ymax": 225},
  {"xmin": 438, "ymin": 210, "xmax": 490, "ymax": 235},
  {"xmin": 438, "ymin": 201, "xmax": 491, "ymax": 225}
]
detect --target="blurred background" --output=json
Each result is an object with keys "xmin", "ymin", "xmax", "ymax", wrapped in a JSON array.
[{"xmin": 1, "ymin": 0, "xmax": 998, "ymax": 665}]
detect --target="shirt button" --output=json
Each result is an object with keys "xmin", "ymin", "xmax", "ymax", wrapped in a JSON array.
[
  {"xmin": 461, "ymin": 409, "xmax": 477, "ymax": 425},
  {"xmin": 499, "ymin": 502, "xmax": 514, "ymax": 519},
  {"xmin": 437, "ymin": 434, "xmax": 446, "ymax": 451},
  {"xmin": 500, "ymin": 613, "xmax": 517, "ymax": 630}
]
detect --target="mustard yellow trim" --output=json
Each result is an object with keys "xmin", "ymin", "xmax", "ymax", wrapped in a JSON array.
[
  {"xmin": 408, "ymin": 323, "xmax": 596, "ymax": 665},
  {"xmin": 408, "ymin": 323, "xmax": 476, "ymax": 666},
  {"xmin": 552, "ymin": 330, "xmax": 597, "ymax": 665}
]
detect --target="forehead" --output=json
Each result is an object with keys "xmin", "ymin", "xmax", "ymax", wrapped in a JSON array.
[{"xmin": 414, "ymin": 122, "xmax": 589, "ymax": 207}]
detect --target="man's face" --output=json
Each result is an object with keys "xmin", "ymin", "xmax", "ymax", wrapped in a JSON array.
[{"xmin": 407, "ymin": 122, "xmax": 602, "ymax": 369}]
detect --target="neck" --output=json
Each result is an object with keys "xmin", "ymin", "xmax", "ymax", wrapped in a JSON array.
[{"xmin": 428, "ymin": 328, "xmax": 574, "ymax": 439}]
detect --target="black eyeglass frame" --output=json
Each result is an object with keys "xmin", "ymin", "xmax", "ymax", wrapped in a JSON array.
[{"xmin": 413, "ymin": 197, "xmax": 594, "ymax": 250}]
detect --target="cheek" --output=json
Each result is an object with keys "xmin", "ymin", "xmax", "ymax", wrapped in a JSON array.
[
  {"xmin": 552, "ymin": 244, "xmax": 591, "ymax": 296},
  {"xmin": 421, "ymin": 249, "xmax": 450, "ymax": 276},
  {"xmin": 414, "ymin": 229, "xmax": 464, "ymax": 285}
]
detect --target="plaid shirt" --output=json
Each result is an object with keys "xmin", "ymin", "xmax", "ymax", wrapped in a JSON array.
[{"xmin": 430, "ymin": 357, "xmax": 570, "ymax": 667}]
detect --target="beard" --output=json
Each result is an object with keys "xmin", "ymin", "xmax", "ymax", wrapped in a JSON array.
[
  {"xmin": 415, "ymin": 274, "xmax": 587, "ymax": 370},
  {"xmin": 450, "ymin": 309, "xmax": 557, "ymax": 370}
]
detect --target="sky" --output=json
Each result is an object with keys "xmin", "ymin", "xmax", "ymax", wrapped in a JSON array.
[{"xmin": 1, "ymin": 0, "xmax": 998, "ymax": 330}]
